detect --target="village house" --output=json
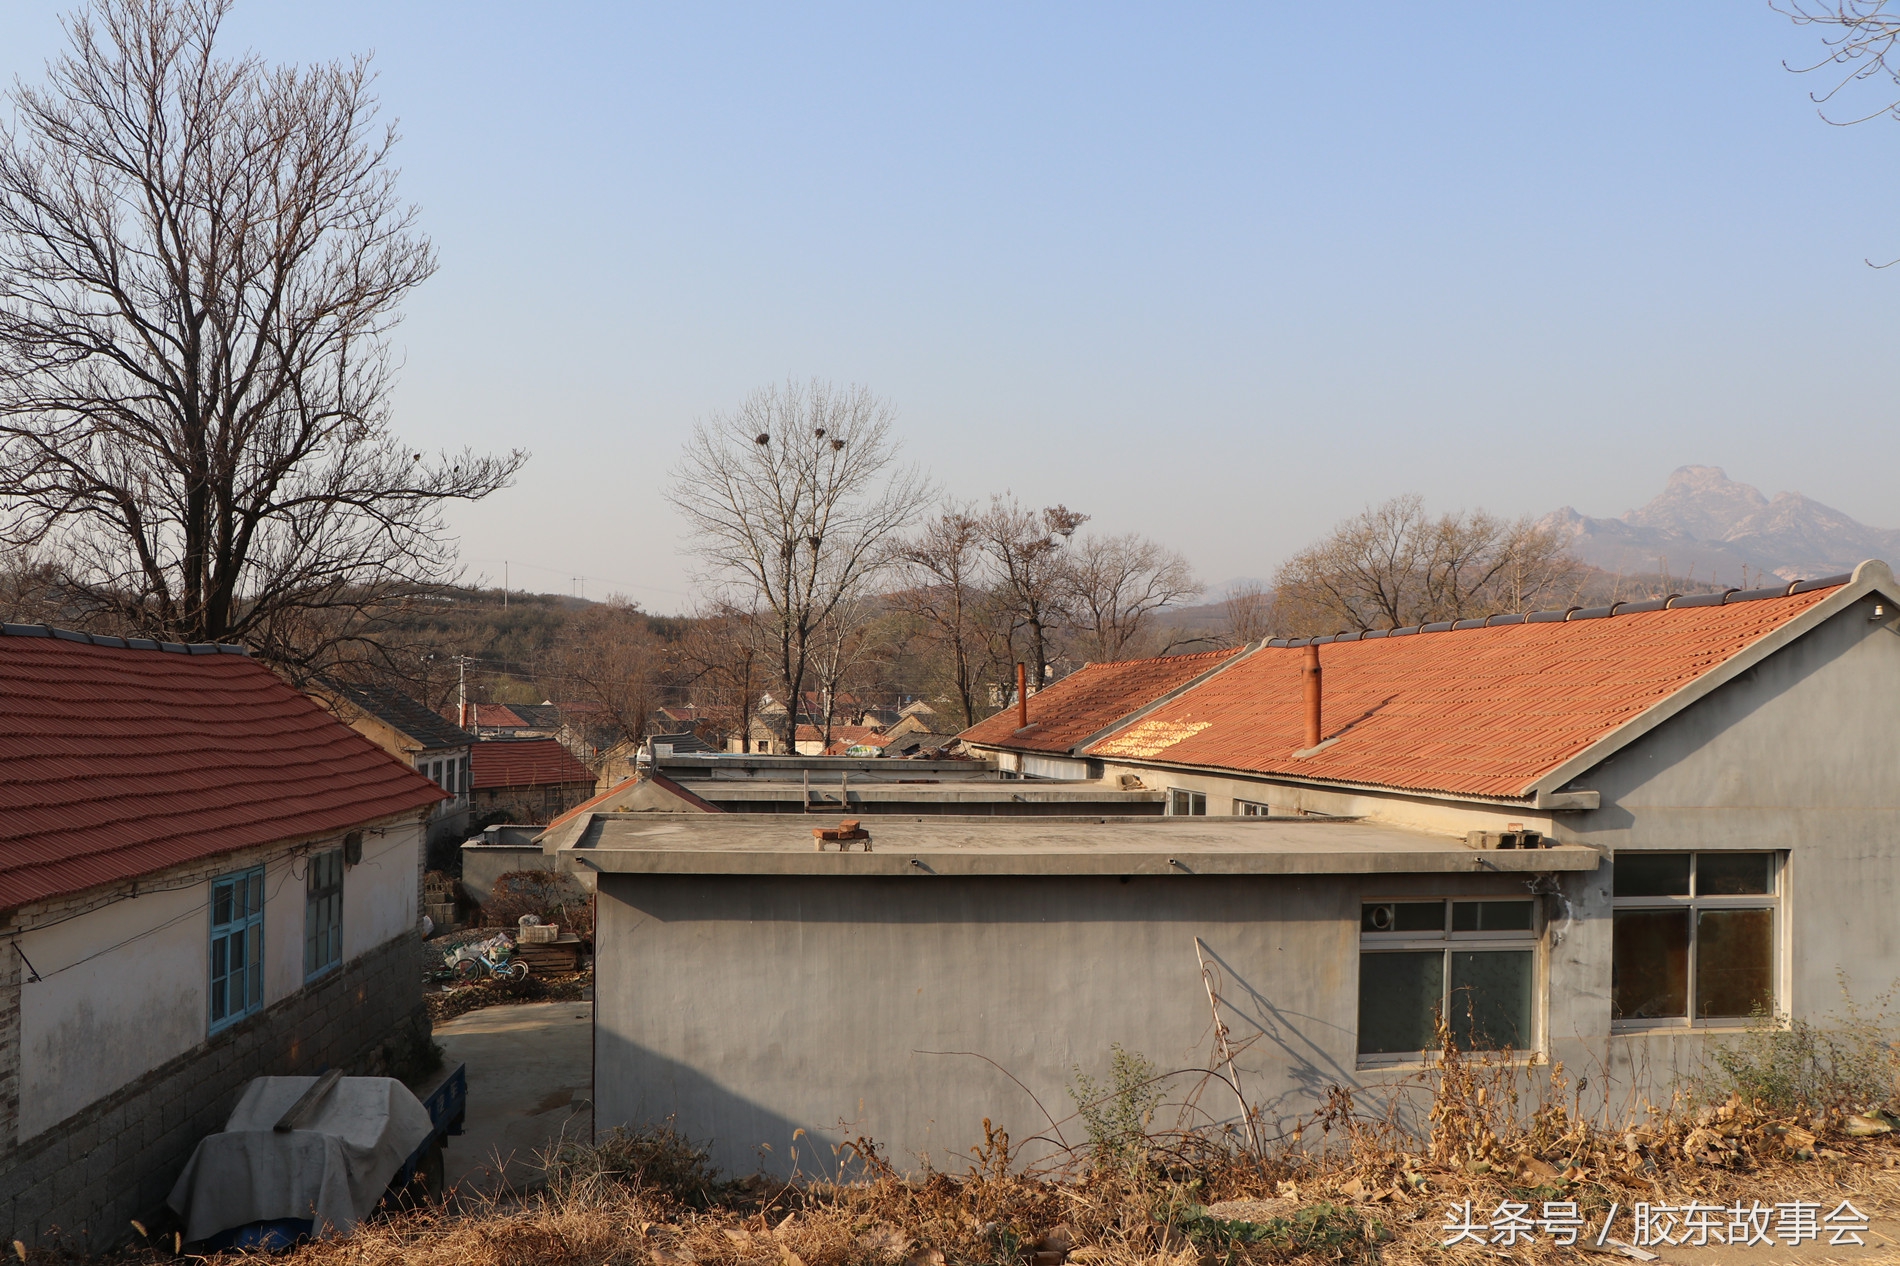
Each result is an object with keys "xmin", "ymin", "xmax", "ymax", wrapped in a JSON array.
[
  {"xmin": 0, "ymin": 625, "xmax": 445, "ymax": 1248},
  {"xmin": 320, "ymin": 682, "xmax": 475, "ymax": 847},
  {"xmin": 562, "ymin": 561, "xmax": 1900, "ymax": 1177},
  {"xmin": 469, "ymin": 737, "xmax": 598, "ymax": 824}
]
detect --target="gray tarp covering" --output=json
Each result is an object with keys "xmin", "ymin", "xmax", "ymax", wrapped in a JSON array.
[{"xmin": 168, "ymin": 1076, "xmax": 433, "ymax": 1242}]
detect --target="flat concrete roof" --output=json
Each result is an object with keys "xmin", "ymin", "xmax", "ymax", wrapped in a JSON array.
[
  {"xmin": 688, "ymin": 783, "xmax": 1165, "ymax": 805},
  {"xmin": 655, "ymin": 754, "xmax": 997, "ymax": 780},
  {"xmin": 560, "ymin": 814, "xmax": 1602, "ymax": 877}
]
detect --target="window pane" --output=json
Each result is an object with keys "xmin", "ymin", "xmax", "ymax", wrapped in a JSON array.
[
  {"xmin": 1612, "ymin": 909, "xmax": 1690, "ymax": 1019},
  {"xmin": 1615, "ymin": 852, "xmax": 1690, "ymax": 897},
  {"xmin": 1697, "ymin": 908, "xmax": 1773, "ymax": 1018},
  {"xmin": 248, "ymin": 872, "xmax": 263, "ymax": 914},
  {"xmin": 1449, "ymin": 950, "xmax": 1534, "ymax": 1051},
  {"xmin": 1362, "ymin": 901, "xmax": 1445, "ymax": 934},
  {"xmin": 212, "ymin": 882, "xmax": 232, "ymax": 926},
  {"xmin": 1358, "ymin": 951, "xmax": 1444, "ymax": 1054},
  {"xmin": 1451, "ymin": 900, "xmax": 1535, "ymax": 933},
  {"xmin": 1696, "ymin": 853, "xmax": 1773, "ymax": 897}
]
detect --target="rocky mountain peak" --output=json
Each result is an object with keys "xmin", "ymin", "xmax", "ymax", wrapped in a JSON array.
[
  {"xmin": 1539, "ymin": 468, "xmax": 1898, "ymax": 584},
  {"xmin": 1624, "ymin": 466, "xmax": 1770, "ymax": 540}
]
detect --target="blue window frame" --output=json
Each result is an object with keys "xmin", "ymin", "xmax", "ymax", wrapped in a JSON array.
[
  {"xmin": 210, "ymin": 867, "xmax": 265, "ymax": 1032},
  {"xmin": 305, "ymin": 848, "xmax": 343, "ymax": 980}
]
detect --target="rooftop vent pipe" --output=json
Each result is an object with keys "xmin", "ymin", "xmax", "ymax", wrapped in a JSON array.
[
  {"xmin": 1302, "ymin": 643, "xmax": 1322, "ymax": 751},
  {"xmin": 1016, "ymin": 662, "xmax": 1029, "ymax": 730}
]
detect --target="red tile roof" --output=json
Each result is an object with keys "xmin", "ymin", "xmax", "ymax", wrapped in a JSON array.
[
  {"xmin": 470, "ymin": 738, "xmax": 595, "ymax": 789},
  {"xmin": 1084, "ymin": 586, "xmax": 1845, "ymax": 800},
  {"xmin": 958, "ymin": 648, "xmax": 1245, "ymax": 755},
  {"xmin": 463, "ymin": 703, "xmax": 531, "ymax": 729},
  {"xmin": 0, "ymin": 628, "xmax": 446, "ymax": 913}
]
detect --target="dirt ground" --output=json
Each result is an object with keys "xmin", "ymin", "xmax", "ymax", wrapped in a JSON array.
[{"xmin": 431, "ymin": 999, "xmax": 594, "ymax": 1193}]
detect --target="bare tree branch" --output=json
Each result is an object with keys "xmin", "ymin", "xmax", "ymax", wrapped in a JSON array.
[
  {"xmin": 0, "ymin": 0, "xmax": 524, "ymax": 667},
  {"xmin": 667, "ymin": 378, "xmax": 930, "ymax": 752}
]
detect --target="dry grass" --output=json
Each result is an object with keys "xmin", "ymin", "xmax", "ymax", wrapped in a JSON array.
[{"xmin": 76, "ymin": 1015, "xmax": 1900, "ymax": 1264}]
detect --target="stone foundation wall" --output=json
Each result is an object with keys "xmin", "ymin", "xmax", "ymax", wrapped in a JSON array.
[{"xmin": 0, "ymin": 929, "xmax": 429, "ymax": 1250}]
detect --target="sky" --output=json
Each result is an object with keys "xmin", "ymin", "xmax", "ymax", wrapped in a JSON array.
[{"xmin": 2, "ymin": 2, "xmax": 1898, "ymax": 612}]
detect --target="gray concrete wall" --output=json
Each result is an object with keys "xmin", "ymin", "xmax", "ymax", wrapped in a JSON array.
[
  {"xmin": 0, "ymin": 928, "xmax": 428, "ymax": 1250},
  {"xmin": 593, "ymin": 867, "xmax": 1544, "ymax": 1178},
  {"xmin": 1557, "ymin": 598, "xmax": 1900, "ymax": 1097},
  {"xmin": 460, "ymin": 841, "xmax": 559, "ymax": 903}
]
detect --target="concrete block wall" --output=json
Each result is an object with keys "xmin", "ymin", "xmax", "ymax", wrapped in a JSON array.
[{"xmin": 0, "ymin": 929, "xmax": 429, "ymax": 1251}]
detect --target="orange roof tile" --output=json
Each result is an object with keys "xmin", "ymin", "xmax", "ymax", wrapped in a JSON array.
[
  {"xmin": 1084, "ymin": 587, "xmax": 1844, "ymax": 800},
  {"xmin": 958, "ymin": 648, "xmax": 1244, "ymax": 755}
]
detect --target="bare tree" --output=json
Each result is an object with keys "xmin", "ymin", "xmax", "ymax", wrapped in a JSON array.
[
  {"xmin": 977, "ymin": 495, "xmax": 1087, "ymax": 689},
  {"xmin": 1273, "ymin": 495, "xmax": 1431, "ymax": 634},
  {"xmin": 673, "ymin": 602, "xmax": 764, "ymax": 752},
  {"xmin": 894, "ymin": 504, "xmax": 997, "ymax": 728},
  {"xmin": 1780, "ymin": 1, "xmax": 1900, "ymax": 124},
  {"xmin": 551, "ymin": 598, "xmax": 658, "ymax": 755},
  {"xmin": 669, "ymin": 379, "xmax": 929, "ymax": 753},
  {"xmin": 1065, "ymin": 532, "xmax": 1200, "ymax": 661},
  {"xmin": 0, "ymin": 0, "xmax": 523, "ymax": 667},
  {"xmin": 1273, "ymin": 495, "xmax": 1582, "ymax": 636},
  {"xmin": 1220, "ymin": 582, "xmax": 1277, "ymax": 647},
  {"xmin": 806, "ymin": 593, "xmax": 893, "ymax": 748}
]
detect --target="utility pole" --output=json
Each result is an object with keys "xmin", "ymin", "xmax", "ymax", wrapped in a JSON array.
[{"xmin": 503, "ymin": 561, "xmax": 509, "ymax": 608}]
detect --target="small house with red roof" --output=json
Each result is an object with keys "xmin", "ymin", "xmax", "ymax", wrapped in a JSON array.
[
  {"xmin": 469, "ymin": 737, "xmax": 598, "ymax": 824},
  {"xmin": 566, "ymin": 561, "xmax": 1900, "ymax": 1177},
  {"xmin": 0, "ymin": 624, "xmax": 446, "ymax": 1249}
]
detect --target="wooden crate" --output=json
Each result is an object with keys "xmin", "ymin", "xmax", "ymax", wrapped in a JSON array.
[{"xmin": 514, "ymin": 933, "xmax": 584, "ymax": 974}]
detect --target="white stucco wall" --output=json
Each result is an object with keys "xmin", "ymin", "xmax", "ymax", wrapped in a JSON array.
[
  {"xmin": 16, "ymin": 883, "xmax": 207, "ymax": 1139},
  {"xmin": 12, "ymin": 813, "xmax": 422, "ymax": 1143},
  {"xmin": 264, "ymin": 853, "xmax": 306, "ymax": 1004},
  {"xmin": 343, "ymin": 821, "xmax": 419, "ymax": 961}
]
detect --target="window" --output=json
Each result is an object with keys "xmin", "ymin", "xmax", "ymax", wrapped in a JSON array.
[
  {"xmin": 1235, "ymin": 799, "xmax": 1272, "ymax": 816},
  {"xmin": 1612, "ymin": 851, "xmax": 1778, "ymax": 1027},
  {"xmin": 305, "ymin": 848, "xmax": 343, "ymax": 979},
  {"xmin": 1357, "ymin": 898, "xmax": 1538, "ymax": 1062},
  {"xmin": 210, "ymin": 867, "xmax": 265, "ymax": 1032},
  {"xmin": 1167, "ymin": 788, "xmax": 1207, "ymax": 816}
]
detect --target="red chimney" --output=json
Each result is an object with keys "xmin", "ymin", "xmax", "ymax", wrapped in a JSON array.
[
  {"xmin": 1301, "ymin": 643, "xmax": 1322, "ymax": 750},
  {"xmin": 1016, "ymin": 662, "xmax": 1029, "ymax": 730}
]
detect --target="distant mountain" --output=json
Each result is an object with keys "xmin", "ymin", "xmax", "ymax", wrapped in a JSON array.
[{"xmin": 1539, "ymin": 466, "xmax": 1900, "ymax": 586}]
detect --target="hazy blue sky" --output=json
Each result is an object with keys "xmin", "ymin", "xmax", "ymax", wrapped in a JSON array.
[{"xmin": 3, "ymin": 2, "xmax": 1897, "ymax": 611}]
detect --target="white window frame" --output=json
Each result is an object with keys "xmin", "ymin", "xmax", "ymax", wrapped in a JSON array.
[
  {"xmin": 1234, "ymin": 798, "xmax": 1272, "ymax": 816},
  {"xmin": 1610, "ymin": 851, "xmax": 1782, "ymax": 1033},
  {"xmin": 304, "ymin": 847, "xmax": 344, "ymax": 981},
  {"xmin": 1356, "ymin": 896, "xmax": 1543, "ymax": 1068},
  {"xmin": 1166, "ymin": 787, "xmax": 1207, "ymax": 816}
]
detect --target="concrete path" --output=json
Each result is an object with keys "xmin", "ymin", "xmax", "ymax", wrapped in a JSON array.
[{"xmin": 432, "ymin": 1000, "xmax": 594, "ymax": 1194}]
